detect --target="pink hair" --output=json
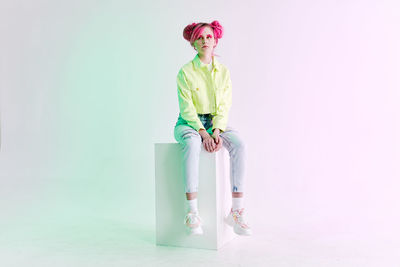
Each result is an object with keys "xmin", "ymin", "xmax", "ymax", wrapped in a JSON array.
[{"xmin": 183, "ymin": 20, "xmax": 224, "ymax": 57}]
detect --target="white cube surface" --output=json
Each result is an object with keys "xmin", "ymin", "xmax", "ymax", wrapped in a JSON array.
[{"xmin": 154, "ymin": 143, "xmax": 237, "ymax": 250}]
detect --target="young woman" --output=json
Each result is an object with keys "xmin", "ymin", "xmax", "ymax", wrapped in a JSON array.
[{"xmin": 174, "ymin": 20, "xmax": 252, "ymax": 236}]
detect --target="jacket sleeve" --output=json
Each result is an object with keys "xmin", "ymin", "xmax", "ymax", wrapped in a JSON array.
[
  {"xmin": 212, "ymin": 69, "xmax": 232, "ymax": 132},
  {"xmin": 176, "ymin": 69, "xmax": 205, "ymax": 131}
]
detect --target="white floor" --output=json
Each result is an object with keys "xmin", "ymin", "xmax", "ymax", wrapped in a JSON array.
[{"xmin": 1, "ymin": 217, "xmax": 399, "ymax": 267}]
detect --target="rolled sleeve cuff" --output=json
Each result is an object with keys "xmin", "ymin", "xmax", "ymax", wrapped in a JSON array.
[{"xmin": 212, "ymin": 117, "xmax": 227, "ymax": 132}]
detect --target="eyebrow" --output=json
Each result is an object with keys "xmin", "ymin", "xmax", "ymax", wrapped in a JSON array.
[{"xmin": 199, "ymin": 34, "xmax": 213, "ymax": 38}]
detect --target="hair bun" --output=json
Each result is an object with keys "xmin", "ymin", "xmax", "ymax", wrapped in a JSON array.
[
  {"xmin": 183, "ymin": 22, "xmax": 197, "ymax": 42},
  {"xmin": 210, "ymin": 20, "xmax": 223, "ymax": 39}
]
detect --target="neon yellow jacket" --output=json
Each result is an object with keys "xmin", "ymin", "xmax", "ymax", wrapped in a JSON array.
[{"xmin": 176, "ymin": 54, "xmax": 232, "ymax": 132}]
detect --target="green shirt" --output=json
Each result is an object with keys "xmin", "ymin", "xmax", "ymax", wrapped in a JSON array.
[{"xmin": 176, "ymin": 54, "xmax": 232, "ymax": 132}]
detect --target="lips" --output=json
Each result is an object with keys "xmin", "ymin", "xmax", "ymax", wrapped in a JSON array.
[{"xmin": 202, "ymin": 45, "xmax": 208, "ymax": 48}]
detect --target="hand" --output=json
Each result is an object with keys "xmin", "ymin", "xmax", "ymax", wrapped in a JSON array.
[
  {"xmin": 202, "ymin": 134, "xmax": 217, "ymax": 153},
  {"xmin": 212, "ymin": 129, "xmax": 223, "ymax": 152},
  {"xmin": 199, "ymin": 129, "xmax": 216, "ymax": 153}
]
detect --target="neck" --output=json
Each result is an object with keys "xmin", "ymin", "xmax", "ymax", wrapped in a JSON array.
[{"xmin": 198, "ymin": 53, "xmax": 213, "ymax": 65}]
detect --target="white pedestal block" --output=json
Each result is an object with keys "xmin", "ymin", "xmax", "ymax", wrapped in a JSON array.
[{"xmin": 154, "ymin": 143, "xmax": 236, "ymax": 250}]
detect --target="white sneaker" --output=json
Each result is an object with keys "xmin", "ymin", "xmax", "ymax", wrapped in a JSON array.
[
  {"xmin": 184, "ymin": 211, "xmax": 203, "ymax": 235},
  {"xmin": 225, "ymin": 208, "xmax": 252, "ymax": 236}
]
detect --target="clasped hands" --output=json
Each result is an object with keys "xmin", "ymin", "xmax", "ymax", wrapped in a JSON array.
[{"xmin": 199, "ymin": 128, "xmax": 223, "ymax": 153}]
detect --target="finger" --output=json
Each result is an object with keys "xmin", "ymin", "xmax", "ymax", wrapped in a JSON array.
[
  {"xmin": 206, "ymin": 141, "xmax": 212, "ymax": 152},
  {"xmin": 216, "ymin": 143, "xmax": 221, "ymax": 151},
  {"xmin": 204, "ymin": 141, "xmax": 210, "ymax": 152}
]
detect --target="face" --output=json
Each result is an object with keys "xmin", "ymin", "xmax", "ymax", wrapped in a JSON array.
[{"xmin": 193, "ymin": 26, "xmax": 216, "ymax": 56}]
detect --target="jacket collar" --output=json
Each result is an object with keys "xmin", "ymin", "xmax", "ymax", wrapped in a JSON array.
[{"xmin": 192, "ymin": 53, "xmax": 220, "ymax": 71}]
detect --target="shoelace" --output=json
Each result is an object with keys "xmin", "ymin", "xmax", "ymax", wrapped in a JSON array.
[
  {"xmin": 231, "ymin": 208, "xmax": 251, "ymax": 229},
  {"xmin": 183, "ymin": 212, "xmax": 202, "ymax": 228}
]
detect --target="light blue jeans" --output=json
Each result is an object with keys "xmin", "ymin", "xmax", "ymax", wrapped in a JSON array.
[{"xmin": 174, "ymin": 113, "xmax": 246, "ymax": 193}]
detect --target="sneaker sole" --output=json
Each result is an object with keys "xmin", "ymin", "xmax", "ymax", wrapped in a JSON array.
[
  {"xmin": 233, "ymin": 224, "xmax": 252, "ymax": 236},
  {"xmin": 186, "ymin": 226, "xmax": 203, "ymax": 235},
  {"xmin": 225, "ymin": 213, "xmax": 252, "ymax": 236}
]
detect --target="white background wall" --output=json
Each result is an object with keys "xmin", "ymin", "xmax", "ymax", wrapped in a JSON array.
[{"xmin": 1, "ymin": 0, "xmax": 399, "ymax": 244}]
